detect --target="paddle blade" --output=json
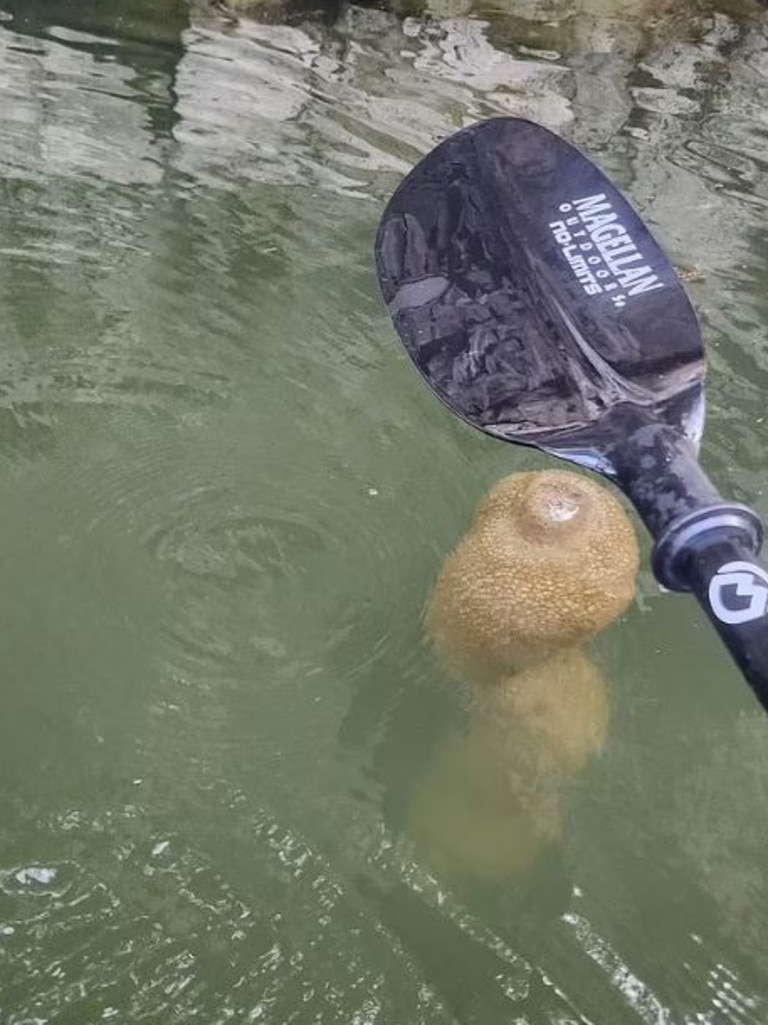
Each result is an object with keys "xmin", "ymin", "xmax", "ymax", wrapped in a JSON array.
[{"xmin": 375, "ymin": 117, "xmax": 705, "ymax": 474}]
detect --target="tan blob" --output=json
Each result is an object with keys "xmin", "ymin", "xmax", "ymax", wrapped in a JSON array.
[
  {"xmin": 406, "ymin": 471, "xmax": 638, "ymax": 888},
  {"xmin": 425, "ymin": 470, "xmax": 639, "ymax": 682},
  {"xmin": 405, "ymin": 648, "xmax": 608, "ymax": 887},
  {"xmin": 474, "ymin": 647, "xmax": 611, "ymax": 779},
  {"xmin": 406, "ymin": 718, "xmax": 561, "ymax": 887}
]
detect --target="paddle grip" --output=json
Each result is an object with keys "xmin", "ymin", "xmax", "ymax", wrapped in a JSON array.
[
  {"xmin": 612, "ymin": 422, "xmax": 768, "ymax": 712},
  {"xmin": 679, "ymin": 534, "xmax": 768, "ymax": 714}
]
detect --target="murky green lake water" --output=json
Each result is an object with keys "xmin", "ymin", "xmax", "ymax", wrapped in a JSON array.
[{"xmin": 1, "ymin": 0, "xmax": 768, "ymax": 1021}]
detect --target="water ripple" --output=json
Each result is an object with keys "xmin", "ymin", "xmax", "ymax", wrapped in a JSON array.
[{"xmin": 0, "ymin": 794, "xmax": 454, "ymax": 1025}]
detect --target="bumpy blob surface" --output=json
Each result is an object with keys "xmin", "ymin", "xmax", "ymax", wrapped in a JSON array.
[
  {"xmin": 475, "ymin": 647, "xmax": 611, "ymax": 778},
  {"xmin": 425, "ymin": 470, "xmax": 639, "ymax": 682}
]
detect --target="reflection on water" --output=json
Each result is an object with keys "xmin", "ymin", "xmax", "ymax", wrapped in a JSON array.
[{"xmin": 1, "ymin": 0, "xmax": 768, "ymax": 1021}]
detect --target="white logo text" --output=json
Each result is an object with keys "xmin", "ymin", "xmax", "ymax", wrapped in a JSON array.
[{"xmin": 548, "ymin": 193, "xmax": 665, "ymax": 309}]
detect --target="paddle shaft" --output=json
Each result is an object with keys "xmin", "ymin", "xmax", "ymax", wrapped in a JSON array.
[{"xmin": 609, "ymin": 422, "xmax": 768, "ymax": 712}]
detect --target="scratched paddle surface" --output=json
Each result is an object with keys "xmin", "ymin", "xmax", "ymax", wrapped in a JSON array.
[{"xmin": 1, "ymin": 1, "xmax": 768, "ymax": 1023}]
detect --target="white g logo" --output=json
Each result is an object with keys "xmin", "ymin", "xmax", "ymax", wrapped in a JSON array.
[{"xmin": 709, "ymin": 561, "xmax": 768, "ymax": 625}]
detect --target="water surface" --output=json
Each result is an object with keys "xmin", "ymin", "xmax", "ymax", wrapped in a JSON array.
[{"xmin": 1, "ymin": 0, "xmax": 768, "ymax": 1021}]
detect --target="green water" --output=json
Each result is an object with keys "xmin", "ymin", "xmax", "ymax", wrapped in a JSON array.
[{"xmin": 1, "ymin": 0, "xmax": 768, "ymax": 1021}]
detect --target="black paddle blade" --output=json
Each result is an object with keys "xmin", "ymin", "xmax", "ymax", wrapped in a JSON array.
[{"xmin": 375, "ymin": 117, "xmax": 705, "ymax": 475}]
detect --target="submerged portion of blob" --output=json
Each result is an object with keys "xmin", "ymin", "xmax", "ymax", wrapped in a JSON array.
[{"xmin": 406, "ymin": 647, "xmax": 609, "ymax": 887}]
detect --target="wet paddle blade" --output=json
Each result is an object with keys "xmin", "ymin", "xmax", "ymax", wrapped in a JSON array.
[{"xmin": 375, "ymin": 117, "xmax": 705, "ymax": 475}]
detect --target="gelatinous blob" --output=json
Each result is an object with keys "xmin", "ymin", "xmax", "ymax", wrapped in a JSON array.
[
  {"xmin": 425, "ymin": 470, "xmax": 639, "ymax": 682},
  {"xmin": 409, "ymin": 471, "xmax": 637, "ymax": 887}
]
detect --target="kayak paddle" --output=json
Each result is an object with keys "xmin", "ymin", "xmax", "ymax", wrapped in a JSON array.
[{"xmin": 375, "ymin": 117, "xmax": 768, "ymax": 714}]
